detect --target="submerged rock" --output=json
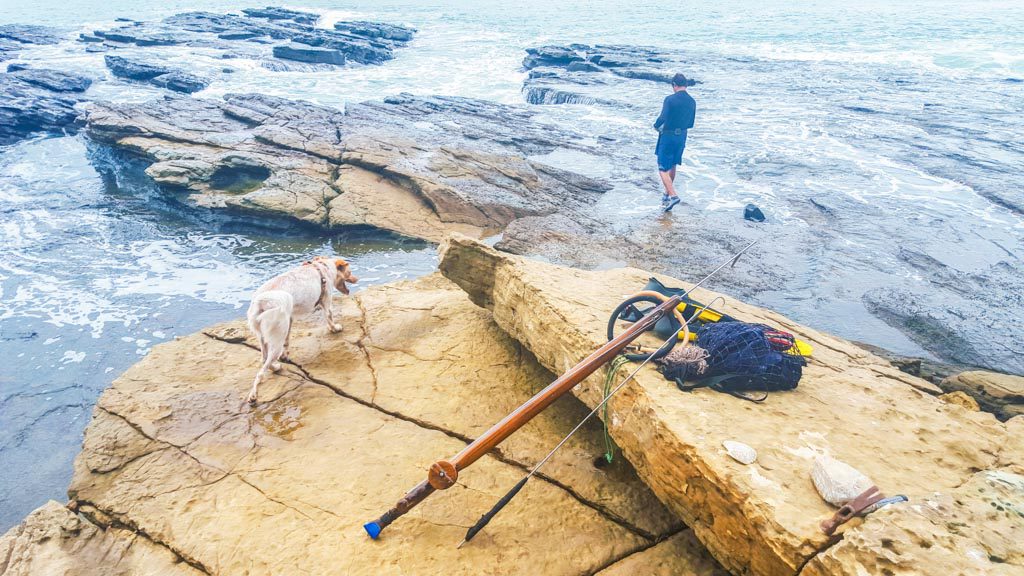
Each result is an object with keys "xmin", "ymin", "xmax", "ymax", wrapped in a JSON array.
[
  {"xmin": 438, "ymin": 235, "xmax": 1023, "ymax": 575},
  {"xmin": 82, "ymin": 92, "xmax": 608, "ymax": 241},
  {"xmin": 1, "ymin": 274, "xmax": 724, "ymax": 575}
]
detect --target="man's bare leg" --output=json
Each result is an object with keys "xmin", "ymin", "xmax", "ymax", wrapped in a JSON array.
[{"xmin": 659, "ymin": 169, "xmax": 677, "ymax": 197}]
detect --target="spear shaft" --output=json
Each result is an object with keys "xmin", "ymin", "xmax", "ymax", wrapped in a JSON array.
[
  {"xmin": 364, "ymin": 292, "xmax": 682, "ymax": 539},
  {"xmin": 363, "ymin": 240, "xmax": 756, "ymax": 540}
]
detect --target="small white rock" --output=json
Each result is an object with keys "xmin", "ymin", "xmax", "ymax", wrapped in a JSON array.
[
  {"xmin": 723, "ymin": 440, "xmax": 757, "ymax": 465},
  {"xmin": 812, "ymin": 455, "xmax": 874, "ymax": 507}
]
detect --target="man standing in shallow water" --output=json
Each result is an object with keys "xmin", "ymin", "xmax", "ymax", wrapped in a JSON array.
[{"xmin": 654, "ymin": 73, "xmax": 696, "ymax": 212}]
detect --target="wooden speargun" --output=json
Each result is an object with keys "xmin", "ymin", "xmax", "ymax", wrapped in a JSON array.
[{"xmin": 363, "ymin": 240, "xmax": 756, "ymax": 541}]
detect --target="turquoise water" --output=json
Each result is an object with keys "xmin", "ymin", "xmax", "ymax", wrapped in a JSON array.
[{"xmin": 1, "ymin": 0, "xmax": 1022, "ymax": 531}]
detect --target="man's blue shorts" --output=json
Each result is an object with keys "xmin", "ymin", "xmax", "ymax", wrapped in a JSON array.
[{"xmin": 655, "ymin": 131, "xmax": 687, "ymax": 172}]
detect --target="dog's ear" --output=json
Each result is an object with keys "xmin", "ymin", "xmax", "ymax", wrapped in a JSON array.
[{"xmin": 334, "ymin": 258, "xmax": 349, "ymax": 270}]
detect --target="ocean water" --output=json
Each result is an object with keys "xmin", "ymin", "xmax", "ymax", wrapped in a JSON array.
[{"xmin": 2, "ymin": 0, "xmax": 1023, "ymax": 530}]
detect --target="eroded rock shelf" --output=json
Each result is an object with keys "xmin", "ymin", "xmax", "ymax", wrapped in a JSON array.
[
  {"xmin": 3, "ymin": 273, "xmax": 723, "ymax": 576},
  {"xmin": 83, "ymin": 93, "xmax": 609, "ymax": 242}
]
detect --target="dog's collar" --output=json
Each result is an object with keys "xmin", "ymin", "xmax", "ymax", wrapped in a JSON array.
[{"xmin": 310, "ymin": 260, "xmax": 330, "ymax": 311}]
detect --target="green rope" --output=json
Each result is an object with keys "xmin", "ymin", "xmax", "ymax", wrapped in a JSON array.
[{"xmin": 602, "ymin": 355, "xmax": 632, "ymax": 464}]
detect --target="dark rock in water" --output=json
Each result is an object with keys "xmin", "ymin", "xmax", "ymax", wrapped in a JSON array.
[
  {"xmin": 149, "ymin": 71, "xmax": 209, "ymax": 93},
  {"xmin": 334, "ymin": 21, "xmax": 416, "ymax": 42},
  {"xmin": 273, "ymin": 43, "xmax": 346, "ymax": 65},
  {"xmin": 9, "ymin": 68, "xmax": 92, "ymax": 92},
  {"xmin": 521, "ymin": 65, "xmax": 618, "ymax": 106},
  {"xmin": 523, "ymin": 45, "xmax": 584, "ymax": 69},
  {"xmin": 523, "ymin": 86, "xmax": 605, "ymax": 105},
  {"xmin": 566, "ymin": 61, "xmax": 603, "ymax": 73},
  {"xmin": 104, "ymin": 55, "xmax": 208, "ymax": 93},
  {"xmin": 81, "ymin": 92, "xmax": 608, "ymax": 241},
  {"xmin": 610, "ymin": 68, "xmax": 677, "ymax": 84},
  {"xmin": 744, "ymin": 204, "xmax": 766, "ymax": 222},
  {"xmin": 85, "ymin": 9, "xmax": 415, "ymax": 67},
  {"xmin": 242, "ymin": 7, "xmax": 318, "ymax": 24},
  {"xmin": 218, "ymin": 30, "xmax": 262, "ymax": 40},
  {"xmin": 0, "ymin": 68, "xmax": 89, "ymax": 144},
  {"xmin": 78, "ymin": 33, "xmax": 104, "ymax": 43},
  {"xmin": 94, "ymin": 28, "xmax": 180, "ymax": 46},
  {"xmin": 1, "ymin": 24, "xmax": 63, "ymax": 62},
  {"xmin": 0, "ymin": 24, "xmax": 63, "ymax": 46},
  {"xmin": 521, "ymin": 44, "xmax": 698, "ymax": 108},
  {"xmin": 104, "ymin": 55, "xmax": 170, "ymax": 80},
  {"xmin": 6, "ymin": 62, "xmax": 28, "ymax": 72}
]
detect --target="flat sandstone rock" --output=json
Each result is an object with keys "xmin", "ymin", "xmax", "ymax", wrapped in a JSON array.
[
  {"xmin": 0, "ymin": 501, "xmax": 201, "ymax": 576},
  {"xmin": 49, "ymin": 274, "xmax": 721, "ymax": 575},
  {"xmin": 438, "ymin": 234, "xmax": 1024, "ymax": 575}
]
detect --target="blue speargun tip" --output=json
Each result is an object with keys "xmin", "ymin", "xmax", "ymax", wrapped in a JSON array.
[{"xmin": 363, "ymin": 521, "xmax": 383, "ymax": 540}]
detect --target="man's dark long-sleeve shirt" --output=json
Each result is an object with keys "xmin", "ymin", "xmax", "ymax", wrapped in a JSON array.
[{"xmin": 654, "ymin": 91, "xmax": 696, "ymax": 132}]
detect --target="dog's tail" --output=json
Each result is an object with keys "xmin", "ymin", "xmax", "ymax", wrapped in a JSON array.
[{"xmin": 247, "ymin": 290, "xmax": 293, "ymax": 337}]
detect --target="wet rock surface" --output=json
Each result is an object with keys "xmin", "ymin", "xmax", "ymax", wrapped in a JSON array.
[
  {"xmin": 504, "ymin": 45, "xmax": 1024, "ymax": 378},
  {"xmin": 85, "ymin": 7, "xmax": 414, "ymax": 67},
  {"xmin": 522, "ymin": 44, "xmax": 696, "ymax": 105},
  {"xmin": 862, "ymin": 250, "xmax": 1024, "ymax": 374},
  {"xmin": 0, "ymin": 67, "xmax": 92, "ymax": 145},
  {"xmin": 83, "ymin": 92, "xmax": 609, "ymax": 240},
  {"xmin": 439, "ymin": 235, "xmax": 1023, "ymax": 575},
  {"xmin": 0, "ymin": 26, "xmax": 89, "ymax": 144},
  {"xmin": 0, "ymin": 24, "xmax": 62, "ymax": 62},
  {"xmin": 104, "ymin": 55, "xmax": 210, "ymax": 94},
  {"xmin": 1, "ymin": 274, "xmax": 725, "ymax": 575}
]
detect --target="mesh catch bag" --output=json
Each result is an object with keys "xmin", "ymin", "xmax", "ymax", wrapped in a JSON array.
[{"xmin": 661, "ymin": 321, "xmax": 805, "ymax": 392}]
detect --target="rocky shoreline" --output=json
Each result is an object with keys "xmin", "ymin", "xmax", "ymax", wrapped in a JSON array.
[
  {"xmin": 3, "ymin": 237, "xmax": 1022, "ymax": 575},
  {"xmin": 81, "ymin": 92, "xmax": 609, "ymax": 241},
  {"xmin": 3, "ymin": 16, "xmax": 1022, "ymax": 375},
  {"xmin": 2, "ymin": 9, "xmax": 1023, "ymax": 575}
]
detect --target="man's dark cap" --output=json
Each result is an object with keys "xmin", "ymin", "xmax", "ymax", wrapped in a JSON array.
[{"xmin": 671, "ymin": 73, "xmax": 689, "ymax": 87}]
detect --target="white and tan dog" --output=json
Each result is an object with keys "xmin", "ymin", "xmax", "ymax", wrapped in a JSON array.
[{"xmin": 246, "ymin": 256, "xmax": 358, "ymax": 404}]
